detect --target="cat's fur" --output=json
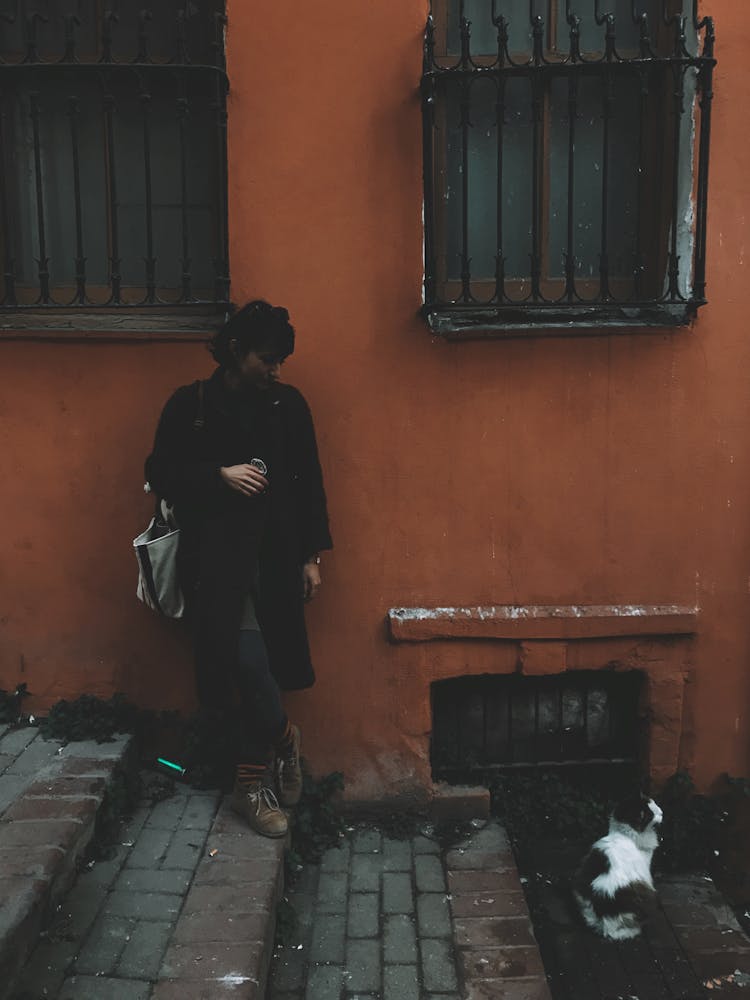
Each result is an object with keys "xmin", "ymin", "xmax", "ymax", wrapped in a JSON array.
[{"xmin": 573, "ymin": 794, "xmax": 663, "ymax": 941}]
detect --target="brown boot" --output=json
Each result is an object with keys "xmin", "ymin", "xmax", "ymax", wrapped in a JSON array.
[
  {"xmin": 276, "ymin": 724, "xmax": 303, "ymax": 807},
  {"xmin": 230, "ymin": 780, "xmax": 288, "ymax": 838}
]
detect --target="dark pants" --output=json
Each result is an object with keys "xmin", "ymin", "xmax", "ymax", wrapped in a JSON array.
[{"xmin": 232, "ymin": 628, "xmax": 287, "ymax": 764}]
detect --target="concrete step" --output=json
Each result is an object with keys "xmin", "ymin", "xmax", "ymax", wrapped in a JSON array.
[{"xmin": 0, "ymin": 726, "xmax": 134, "ymax": 1000}]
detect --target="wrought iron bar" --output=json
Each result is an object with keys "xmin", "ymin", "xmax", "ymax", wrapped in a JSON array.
[
  {"xmin": 564, "ymin": 71, "xmax": 578, "ymax": 301},
  {"xmin": 67, "ymin": 96, "xmax": 87, "ymax": 304},
  {"xmin": 530, "ymin": 72, "xmax": 543, "ymax": 301},
  {"xmin": 459, "ymin": 71, "xmax": 472, "ymax": 302},
  {"xmin": 422, "ymin": 16, "xmax": 437, "ymax": 308},
  {"xmin": 102, "ymin": 83, "xmax": 121, "ymax": 303},
  {"xmin": 177, "ymin": 82, "xmax": 192, "ymax": 302},
  {"xmin": 691, "ymin": 18, "xmax": 714, "ymax": 302},
  {"xmin": 137, "ymin": 10, "xmax": 153, "ymax": 64},
  {"xmin": 599, "ymin": 65, "xmax": 613, "ymax": 299},
  {"xmin": 633, "ymin": 65, "xmax": 648, "ymax": 301},
  {"xmin": 494, "ymin": 70, "xmax": 506, "ymax": 302},
  {"xmin": 101, "ymin": 10, "xmax": 118, "ymax": 64},
  {"xmin": 29, "ymin": 91, "xmax": 50, "ymax": 302},
  {"xmin": 24, "ymin": 11, "xmax": 48, "ymax": 64},
  {"xmin": 139, "ymin": 82, "xmax": 156, "ymax": 304},
  {"xmin": 63, "ymin": 14, "xmax": 80, "ymax": 63},
  {"xmin": 0, "ymin": 91, "xmax": 16, "ymax": 305},
  {"xmin": 566, "ymin": 1, "xmax": 582, "ymax": 62},
  {"xmin": 211, "ymin": 83, "xmax": 232, "ymax": 307}
]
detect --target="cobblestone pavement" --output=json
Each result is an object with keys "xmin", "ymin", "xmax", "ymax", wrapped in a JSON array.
[
  {"xmin": 267, "ymin": 828, "xmax": 463, "ymax": 1000},
  {"xmin": 11, "ymin": 776, "xmax": 221, "ymax": 999}
]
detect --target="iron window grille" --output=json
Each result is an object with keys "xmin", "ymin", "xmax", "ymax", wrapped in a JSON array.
[
  {"xmin": 0, "ymin": 1, "xmax": 229, "ymax": 312},
  {"xmin": 431, "ymin": 671, "xmax": 644, "ymax": 779},
  {"xmin": 421, "ymin": 1, "xmax": 716, "ymax": 336}
]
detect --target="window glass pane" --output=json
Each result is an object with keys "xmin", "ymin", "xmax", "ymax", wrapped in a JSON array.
[
  {"xmin": 548, "ymin": 71, "xmax": 639, "ymax": 283},
  {"xmin": 443, "ymin": 74, "xmax": 532, "ymax": 284}
]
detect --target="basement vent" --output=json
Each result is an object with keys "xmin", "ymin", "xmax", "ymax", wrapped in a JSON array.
[{"xmin": 431, "ymin": 671, "xmax": 644, "ymax": 781}]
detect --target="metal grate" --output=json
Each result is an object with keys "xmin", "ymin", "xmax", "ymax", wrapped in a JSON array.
[
  {"xmin": 431, "ymin": 670, "xmax": 644, "ymax": 779},
  {"xmin": 0, "ymin": 1, "xmax": 229, "ymax": 311},
  {"xmin": 421, "ymin": 1, "xmax": 716, "ymax": 333}
]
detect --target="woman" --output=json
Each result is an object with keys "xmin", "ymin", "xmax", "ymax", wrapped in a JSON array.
[{"xmin": 145, "ymin": 300, "xmax": 332, "ymax": 837}]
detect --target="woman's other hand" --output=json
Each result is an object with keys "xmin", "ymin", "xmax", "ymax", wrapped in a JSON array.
[
  {"xmin": 302, "ymin": 558, "xmax": 321, "ymax": 601},
  {"xmin": 219, "ymin": 463, "xmax": 269, "ymax": 496}
]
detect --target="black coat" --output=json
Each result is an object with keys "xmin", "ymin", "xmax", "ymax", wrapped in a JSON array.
[{"xmin": 145, "ymin": 367, "xmax": 332, "ymax": 703}]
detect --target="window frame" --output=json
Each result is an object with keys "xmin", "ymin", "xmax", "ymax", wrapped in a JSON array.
[
  {"xmin": 0, "ymin": 1, "xmax": 230, "ymax": 322},
  {"xmin": 421, "ymin": 0, "xmax": 716, "ymax": 337}
]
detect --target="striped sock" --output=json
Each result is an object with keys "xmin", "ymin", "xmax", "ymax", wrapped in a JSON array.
[{"xmin": 236, "ymin": 763, "xmax": 267, "ymax": 789}]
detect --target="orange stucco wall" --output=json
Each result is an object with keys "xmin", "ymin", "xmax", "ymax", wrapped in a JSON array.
[{"xmin": 1, "ymin": 0, "xmax": 748, "ymax": 800}]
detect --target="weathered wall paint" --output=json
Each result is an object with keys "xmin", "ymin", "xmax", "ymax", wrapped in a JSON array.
[{"xmin": 0, "ymin": 0, "xmax": 748, "ymax": 799}]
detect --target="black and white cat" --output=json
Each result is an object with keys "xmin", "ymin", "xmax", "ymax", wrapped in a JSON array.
[{"xmin": 573, "ymin": 793, "xmax": 663, "ymax": 941}]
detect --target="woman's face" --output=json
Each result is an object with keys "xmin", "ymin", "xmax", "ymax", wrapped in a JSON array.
[{"xmin": 232, "ymin": 343, "xmax": 284, "ymax": 390}]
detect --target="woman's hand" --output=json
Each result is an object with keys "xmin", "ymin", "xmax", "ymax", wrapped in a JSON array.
[
  {"xmin": 302, "ymin": 558, "xmax": 321, "ymax": 601},
  {"xmin": 219, "ymin": 463, "xmax": 269, "ymax": 497}
]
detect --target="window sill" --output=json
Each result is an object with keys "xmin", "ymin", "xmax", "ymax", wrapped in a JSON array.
[
  {"xmin": 425, "ymin": 302, "xmax": 699, "ymax": 339},
  {"xmin": 0, "ymin": 308, "xmax": 228, "ymax": 342}
]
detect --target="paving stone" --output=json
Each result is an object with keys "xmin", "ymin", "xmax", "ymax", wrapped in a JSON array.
[
  {"xmin": 12, "ymin": 937, "xmax": 78, "ymax": 997},
  {"xmin": 383, "ymin": 871, "xmax": 414, "ymax": 914},
  {"xmin": 116, "ymin": 867, "xmax": 192, "ymax": 895},
  {"xmin": 305, "ymin": 964, "xmax": 343, "ymax": 1000},
  {"xmin": 450, "ymin": 890, "xmax": 527, "ymax": 918},
  {"xmin": 116, "ymin": 918, "xmax": 175, "ymax": 979},
  {"xmin": 459, "ymin": 946, "xmax": 546, "ymax": 980},
  {"xmin": 415, "ymin": 854, "xmax": 447, "ymax": 893},
  {"xmin": 384, "ymin": 913, "xmax": 418, "ymax": 963},
  {"xmin": 0, "ymin": 844, "xmax": 65, "ymax": 879},
  {"xmin": 309, "ymin": 912, "xmax": 346, "ymax": 963},
  {"xmin": 119, "ymin": 805, "xmax": 151, "ymax": 843},
  {"xmin": 352, "ymin": 828, "xmax": 382, "ymax": 854},
  {"xmin": 59, "ymin": 736, "xmax": 131, "ymax": 760},
  {"xmin": 0, "ymin": 727, "xmax": 38, "ymax": 756},
  {"xmin": 272, "ymin": 945, "xmax": 308, "ymax": 991},
  {"xmin": 0, "ymin": 774, "xmax": 32, "ymax": 814},
  {"xmin": 181, "ymin": 793, "xmax": 220, "ymax": 830},
  {"xmin": 345, "ymin": 937, "xmax": 382, "ymax": 992},
  {"xmin": 448, "ymin": 869, "xmax": 523, "ymax": 893},
  {"xmin": 3, "ymin": 794, "xmax": 98, "ymax": 824},
  {"xmin": 456, "ymin": 822, "xmax": 511, "ymax": 854},
  {"xmin": 0, "ymin": 817, "xmax": 89, "ymax": 850},
  {"xmin": 159, "ymin": 941, "xmax": 262, "ymax": 981},
  {"xmin": 417, "ymin": 891, "xmax": 452, "ymax": 937},
  {"xmin": 103, "ymin": 890, "xmax": 183, "ymax": 921},
  {"xmin": 194, "ymin": 857, "xmax": 275, "ymax": 886},
  {"xmin": 0, "ymin": 753, "xmax": 14, "ymax": 775},
  {"xmin": 5, "ymin": 737, "xmax": 64, "ymax": 774},
  {"xmin": 384, "ymin": 963, "xmax": 420, "ymax": 1000},
  {"xmin": 123, "ymin": 826, "xmax": 172, "ymax": 869},
  {"xmin": 143, "ymin": 794, "xmax": 187, "ymax": 830},
  {"xmin": 421, "ymin": 937, "xmax": 458, "ymax": 993},
  {"xmin": 54, "ymin": 882, "xmax": 109, "ymax": 939},
  {"xmin": 57, "ymin": 975, "xmax": 151, "ymax": 999},
  {"xmin": 413, "ymin": 835, "xmax": 440, "ymax": 854},
  {"xmin": 172, "ymin": 910, "xmax": 267, "ymax": 944},
  {"xmin": 381, "ymin": 836, "xmax": 412, "ymax": 871},
  {"xmin": 74, "ymin": 913, "xmax": 134, "ymax": 975},
  {"xmin": 319, "ymin": 841, "xmax": 351, "ymax": 872},
  {"xmin": 453, "ymin": 916, "xmax": 536, "ymax": 949},
  {"xmin": 162, "ymin": 828, "xmax": 206, "ymax": 869},
  {"xmin": 445, "ymin": 848, "xmax": 516, "ymax": 871},
  {"xmin": 316, "ymin": 870, "xmax": 348, "ymax": 913},
  {"xmin": 463, "ymin": 980, "xmax": 552, "ymax": 1000},
  {"xmin": 348, "ymin": 892, "xmax": 379, "ymax": 937},
  {"xmin": 350, "ymin": 852, "xmax": 383, "ymax": 892}
]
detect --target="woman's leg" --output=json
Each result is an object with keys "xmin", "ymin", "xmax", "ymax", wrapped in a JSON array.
[
  {"xmin": 230, "ymin": 629, "xmax": 289, "ymax": 836},
  {"xmin": 234, "ymin": 629, "xmax": 303, "ymax": 807}
]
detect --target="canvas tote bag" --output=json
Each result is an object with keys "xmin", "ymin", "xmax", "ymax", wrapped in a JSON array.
[
  {"xmin": 134, "ymin": 380, "xmax": 205, "ymax": 619},
  {"xmin": 134, "ymin": 498, "xmax": 185, "ymax": 618}
]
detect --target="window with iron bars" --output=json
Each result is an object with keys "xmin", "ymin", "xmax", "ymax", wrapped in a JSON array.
[
  {"xmin": 0, "ymin": 1, "xmax": 228, "ymax": 314},
  {"xmin": 421, "ymin": 1, "xmax": 716, "ymax": 336}
]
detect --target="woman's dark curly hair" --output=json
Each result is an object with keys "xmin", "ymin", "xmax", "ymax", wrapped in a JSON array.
[{"xmin": 209, "ymin": 300, "xmax": 295, "ymax": 368}]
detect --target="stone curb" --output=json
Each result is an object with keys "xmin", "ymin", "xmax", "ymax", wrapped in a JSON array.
[
  {"xmin": 0, "ymin": 732, "xmax": 134, "ymax": 1000},
  {"xmin": 154, "ymin": 798, "xmax": 287, "ymax": 999},
  {"xmin": 446, "ymin": 820, "xmax": 553, "ymax": 1000}
]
